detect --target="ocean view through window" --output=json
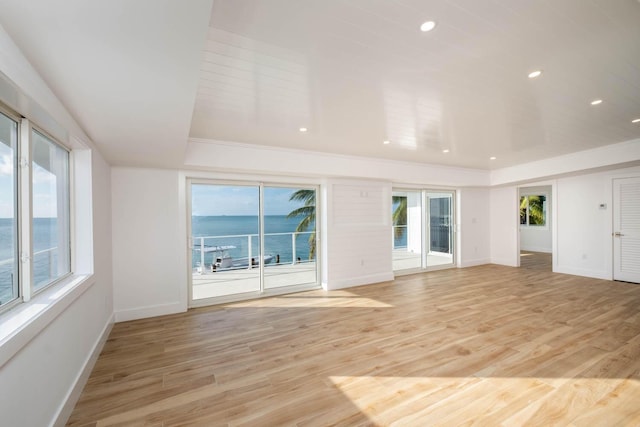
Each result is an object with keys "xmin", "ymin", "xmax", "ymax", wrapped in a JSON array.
[
  {"xmin": 189, "ymin": 182, "xmax": 318, "ymax": 303},
  {"xmin": 0, "ymin": 113, "xmax": 72, "ymax": 312}
]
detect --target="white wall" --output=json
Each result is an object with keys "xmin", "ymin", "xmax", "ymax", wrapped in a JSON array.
[
  {"xmin": 0, "ymin": 151, "xmax": 113, "ymax": 427},
  {"xmin": 457, "ymin": 188, "xmax": 491, "ymax": 267},
  {"xmin": 0, "ymin": 23, "xmax": 113, "ymax": 427},
  {"xmin": 112, "ymin": 167, "xmax": 186, "ymax": 321},
  {"xmin": 323, "ymin": 179, "xmax": 393, "ymax": 289},
  {"xmin": 489, "ymin": 186, "xmax": 519, "ymax": 267},
  {"xmin": 519, "ymin": 185, "xmax": 552, "ymax": 253},
  {"xmin": 555, "ymin": 166, "xmax": 640, "ymax": 279}
]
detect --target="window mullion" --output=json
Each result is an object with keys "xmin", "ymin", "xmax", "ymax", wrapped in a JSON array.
[{"xmin": 19, "ymin": 119, "xmax": 33, "ymax": 302}]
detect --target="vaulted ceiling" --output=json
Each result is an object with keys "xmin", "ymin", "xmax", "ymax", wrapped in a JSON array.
[{"xmin": 1, "ymin": 0, "xmax": 639, "ymax": 170}]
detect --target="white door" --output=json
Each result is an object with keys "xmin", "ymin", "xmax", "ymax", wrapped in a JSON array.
[{"xmin": 613, "ymin": 177, "xmax": 640, "ymax": 283}]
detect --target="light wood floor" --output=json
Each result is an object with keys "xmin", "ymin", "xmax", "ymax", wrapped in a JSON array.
[{"xmin": 68, "ymin": 253, "xmax": 640, "ymax": 426}]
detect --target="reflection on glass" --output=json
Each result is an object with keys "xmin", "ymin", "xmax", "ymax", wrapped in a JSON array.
[
  {"xmin": 191, "ymin": 184, "xmax": 261, "ymax": 299},
  {"xmin": 263, "ymin": 187, "xmax": 317, "ymax": 290},
  {"xmin": 0, "ymin": 112, "xmax": 18, "ymax": 305}
]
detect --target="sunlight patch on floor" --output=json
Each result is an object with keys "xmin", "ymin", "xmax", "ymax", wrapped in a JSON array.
[
  {"xmin": 329, "ymin": 375, "xmax": 640, "ymax": 425},
  {"xmin": 228, "ymin": 290, "xmax": 394, "ymax": 308}
]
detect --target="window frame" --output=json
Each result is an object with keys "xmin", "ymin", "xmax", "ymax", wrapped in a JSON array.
[
  {"xmin": 0, "ymin": 105, "xmax": 74, "ymax": 314},
  {"xmin": 29, "ymin": 125, "xmax": 72, "ymax": 295},
  {"xmin": 0, "ymin": 106, "xmax": 21, "ymax": 310}
]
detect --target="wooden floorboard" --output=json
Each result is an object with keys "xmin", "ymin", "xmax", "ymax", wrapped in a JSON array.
[{"xmin": 68, "ymin": 254, "xmax": 640, "ymax": 426}]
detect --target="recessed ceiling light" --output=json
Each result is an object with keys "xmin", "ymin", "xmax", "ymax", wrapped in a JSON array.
[
  {"xmin": 489, "ymin": 156, "xmax": 497, "ymax": 160},
  {"xmin": 442, "ymin": 149, "xmax": 450, "ymax": 153},
  {"xmin": 528, "ymin": 70, "xmax": 542, "ymax": 79},
  {"xmin": 632, "ymin": 118, "xmax": 640, "ymax": 123},
  {"xmin": 590, "ymin": 99, "xmax": 603, "ymax": 106},
  {"xmin": 383, "ymin": 140, "xmax": 391, "ymax": 145},
  {"xmin": 299, "ymin": 127, "xmax": 308, "ymax": 132},
  {"xmin": 420, "ymin": 21, "xmax": 437, "ymax": 32}
]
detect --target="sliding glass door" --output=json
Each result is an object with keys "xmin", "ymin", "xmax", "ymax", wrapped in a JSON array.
[
  {"xmin": 189, "ymin": 181, "xmax": 318, "ymax": 304},
  {"xmin": 263, "ymin": 186, "xmax": 317, "ymax": 290},
  {"xmin": 190, "ymin": 184, "xmax": 261, "ymax": 300},
  {"xmin": 392, "ymin": 189, "xmax": 455, "ymax": 272},
  {"xmin": 427, "ymin": 193, "xmax": 454, "ymax": 267}
]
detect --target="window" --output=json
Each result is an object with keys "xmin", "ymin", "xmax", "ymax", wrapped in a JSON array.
[
  {"xmin": 0, "ymin": 111, "xmax": 18, "ymax": 307},
  {"xmin": 0, "ymin": 109, "xmax": 72, "ymax": 313},
  {"xmin": 520, "ymin": 195, "xmax": 547, "ymax": 226},
  {"xmin": 32, "ymin": 129, "xmax": 71, "ymax": 290}
]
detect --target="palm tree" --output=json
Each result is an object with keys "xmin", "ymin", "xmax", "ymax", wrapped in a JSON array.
[
  {"xmin": 392, "ymin": 196, "xmax": 407, "ymax": 239},
  {"xmin": 520, "ymin": 195, "xmax": 546, "ymax": 225},
  {"xmin": 528, "ymin": 195, "xmax": 546, "ymax": 225},
  {"xmin": 287, "ymin": 189, "xmax": 316, "ymax": 260}
]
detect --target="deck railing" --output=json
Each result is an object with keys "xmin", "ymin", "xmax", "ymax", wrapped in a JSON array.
[
  {"xmin": 0, "ymin": 246, "xmax": 58, "ymax": 303},
  {"xmin": 192, "ymin": 231, "xmax": 314, "ymax": 273}
]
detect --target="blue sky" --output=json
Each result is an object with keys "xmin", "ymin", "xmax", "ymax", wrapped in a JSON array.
[{"xmin": 191, "ymin": 185, "xmax": 309, "ymax": 216}]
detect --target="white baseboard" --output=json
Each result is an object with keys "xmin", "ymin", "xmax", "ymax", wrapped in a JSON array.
[
  {"xmin": 554, "ymin": 265, "xmax": 611, "ymax": 280},
  {"xmin": 53, "ymin": 312, "xmax": 114, "ymax": 427},
  {"xmin": 459, "ymin": 258, "xmax": 491, "ymax": 268},
  {"xmin": 326, "ymin": 272, "xmax": 394, "ymax": 290},
  {"xmin": 490, "ymin": 257, "xmax": 519, "ymax": 267},
  {"xmin": 114, "ymin": 301, "xmax": 185, "ymax": 323},
  {"xmin": 520, "ymin": 246, "xmax": 552, "ymax": 253}
]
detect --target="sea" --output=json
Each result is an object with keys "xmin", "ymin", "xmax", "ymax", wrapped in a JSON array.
[
  {"xmin": 191, "ymin": 215, "xmax": 316, "ymax": 268},
  {"xmin": 191, "ymin": 215, "xmax": 406, "ymax": 268},
  {"xmin": 0, "ymin": 215, "xmax": 407, "ymax": 303},
  {"xmin": 0, "ymin": 218, "xmax": 62, "ymax": 304}
]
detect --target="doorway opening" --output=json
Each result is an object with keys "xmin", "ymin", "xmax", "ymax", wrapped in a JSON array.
[{"xmin": 519, "ymin": 185, "xmax": 552, "ymax": 271}]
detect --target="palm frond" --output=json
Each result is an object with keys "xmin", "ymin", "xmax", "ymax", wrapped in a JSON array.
[
  {"xmin": 288, "ymin": 190, "xmax": 317, "ymax": 258},
  {"xmin": 392, "ymin": 196, "xmax": 408, "ymax": 239}
]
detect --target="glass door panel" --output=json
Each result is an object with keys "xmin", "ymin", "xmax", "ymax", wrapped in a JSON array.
[
  {"xmin": 392, "ymin": 190, "xmax": 423, "ymax": 271},
  {"xmin": 263, "ymin": 186, "xmax": 317, "ymax": 289},
  {"xmin": 190, "ymin": 184, "xmax": 261, "ymax": 300},
  {"xmin": 426, "ymin": 192, "xmax": 454, "ymax": 267}
]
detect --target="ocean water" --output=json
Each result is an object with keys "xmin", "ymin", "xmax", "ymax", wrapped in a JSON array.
[
  {"xmin": 191, "ymin": 215, "xmax": 316, "ymax": 268},
  {"xmin": 1, "ymin": 215, "xmax": 407, "ymax": 302},
  {"xmin": 0, "ymin": 218, "xmax": 62, "ymax": 304},
  {"xmin": 191, "ymin": 215, "xmax": 407, "ymax": 268}
]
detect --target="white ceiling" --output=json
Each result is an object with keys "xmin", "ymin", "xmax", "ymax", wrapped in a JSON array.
[
  {"xmin": 0, "ymin": 0, "xmax": 212, "ymax": 167},
  {"xmin": 1, "ymin": 0, "xmax": 640, "ymax": 170}
]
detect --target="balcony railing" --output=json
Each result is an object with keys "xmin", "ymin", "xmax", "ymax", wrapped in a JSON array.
[
  {"xmin": 192, "ymin": 231, "xmax": 314, "ymax": 274},
  {"xmin": 0, "ymin": 246, "xmax": 58, "ymax": 303}
]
